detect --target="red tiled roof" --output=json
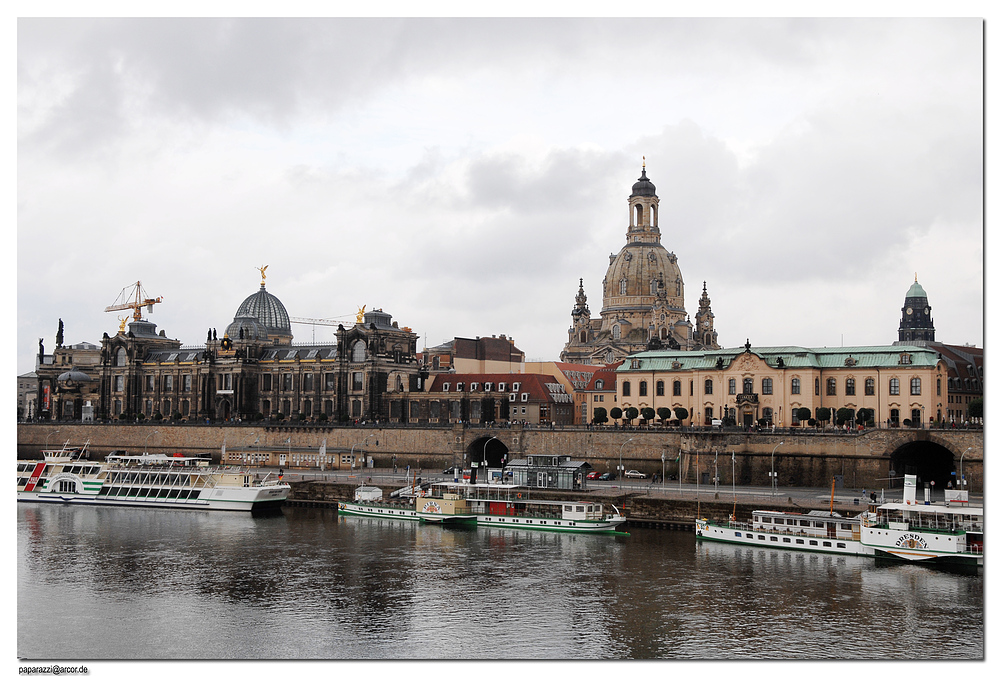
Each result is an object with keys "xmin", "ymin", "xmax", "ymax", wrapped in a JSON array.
[{"xmin": 427, "ymin": 373, "xmax": 565, "ymax": 402}]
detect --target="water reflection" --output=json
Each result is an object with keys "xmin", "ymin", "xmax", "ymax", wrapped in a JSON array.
[{"xmin": 18, "ymin": 504, "xmax": 983, "ymax": 660}]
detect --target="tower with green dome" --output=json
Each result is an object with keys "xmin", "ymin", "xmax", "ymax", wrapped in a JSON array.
[{"xmin": 898, "ymin": 274, "xmax": 935, "ymax": 342}]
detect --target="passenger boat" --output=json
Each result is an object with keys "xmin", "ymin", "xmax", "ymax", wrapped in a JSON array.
[
  {"xmin": 695, "ymin": 508, "xmax": 864, "ymax": 555},
  {"xmin": 339, "ymin": 481, "xmax": 627, "ymax": 534},
  {"xmin": 859, "ymin": 475, "xmax": 983, "ymax": 567},
  {"xmin": 695, "ymin": 474, "xmax": 983, "ymax": 567},
  {"xmin": 18, "ymin": 443, "xmax": 290, "ymax": 512},
  {"xmin": 454, "ymin": 482, "xmax": 626, "ymax": 534},
  {"xmin": 337, "ymin": 484, "xmax": 477, "ymax": 525}
]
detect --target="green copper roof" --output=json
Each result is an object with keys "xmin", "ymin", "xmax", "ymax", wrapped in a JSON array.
[
  {"xmin": 617, "ymin": 345, "xmax": 942, "ymax": 373},
  {"xmin": 906, "ymin": 280, "xmax": 927, "ymax": 298}
]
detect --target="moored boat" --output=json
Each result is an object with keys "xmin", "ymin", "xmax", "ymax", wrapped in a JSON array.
[
  {"xmin": 338, "ymin": 484, "xmax": 477, "ymax": 526},
  {"xmin": 859, "ymin": 475, "xmax": 983, "ymax": 567},
  {"xmin": 339, "ymin": 480, "xmax": 627, "ymax": 534},
  {"xmin": 695, "ymin": 508, "xmax": 864, "ymax": 555},
  {"xmin": 18, "ymin": 442, "xmax": 290, "ymax": 512}
]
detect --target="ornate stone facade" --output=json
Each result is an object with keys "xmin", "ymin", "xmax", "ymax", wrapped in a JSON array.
[{"xmin": 560, "ymin": 164, "xmax": 720, "ymax": 364}]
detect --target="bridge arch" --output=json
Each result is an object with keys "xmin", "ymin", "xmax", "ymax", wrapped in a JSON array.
[
  {"xmin": 889, "ymin": 440, "xmax": 957, "ymax": 488},
  {"xmin": 467, "ymin": 436, "xmax": 510, "ymax": 468}
]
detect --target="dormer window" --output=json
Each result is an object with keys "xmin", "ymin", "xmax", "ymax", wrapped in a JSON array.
[
  {"xmin": 499, "ymin": 383, "xmax": 506, "ymax": 392},
  {"xmin": 484, "ymin": 383, "xmax": 492, "ymax": 392},
  {"xmin": 512, "ymin": 383, "xmax": 520, "ymax": 392},
  {"xmin": 470, "ymin": 382, "xmax": 478, "ymax": 391},
  {"xmin": 442, "ymin": 383, "xmax": 450, "ymax": 392},
  {"xmin": 595, "ymin": 379, "xmax": 604, "ymax": 390},
  {"xmin": 521, "ymin": 393, "xmax": 529, "ymax": 402},
  {"xmin": 900, "ymin": 353, "xmax": 912, "ymax": 365},
  {"xmin": 456, "ymin": 382, "xmax": 464, "ymax": 392}
]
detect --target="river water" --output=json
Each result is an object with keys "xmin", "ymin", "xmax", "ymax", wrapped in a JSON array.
[{"xmin": 17, "ymin": 502, "xmax": 984, "ymax": 662}]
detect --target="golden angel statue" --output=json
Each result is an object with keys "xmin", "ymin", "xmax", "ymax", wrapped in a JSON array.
[
  {"xmin": 356, "ymin": 305, "xmax": 366, "ymax": 323},
  {"xmin": 256, "ymin": 265, "xmax": 268, "ymax": 286}
]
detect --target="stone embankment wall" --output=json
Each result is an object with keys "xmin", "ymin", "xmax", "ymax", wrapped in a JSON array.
[{"xmin": 17, "ymin": 423, "xmax": 983, "ymax": 491}]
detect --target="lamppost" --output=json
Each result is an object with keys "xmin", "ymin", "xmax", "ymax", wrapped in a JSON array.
[
  {"xmin": 484, "ymin": 436, "xmax": 499, "ymax": 483},
  {"xmin": 770, "ymin": 441, "xmax": 784, "ymax": 497},
  {"xmin": 351, "ymin": 433, "xmax": 376, "ymax": 472},
  {"xmin": 144, "ymin": 429, "xmax": 158, "ymax": 454},
  {"xmin": 660, "ymin": 450, "xmax": 665, "ymax": 489},
  {"xmin": 619, "ymin": 437, "xmax": 633, "ymax": 491},
  {"xmin": 960, "ymin": 447, "xmax": 971, "ymax": 491},
  {"xmin": 44, "ymin": 428, "xmax": 60, "ymax": 451}
]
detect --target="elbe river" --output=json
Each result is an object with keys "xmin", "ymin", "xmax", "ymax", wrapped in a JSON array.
[{"xmin": 18, "ymin": 503, "xmax": 983, "ymax": 661}]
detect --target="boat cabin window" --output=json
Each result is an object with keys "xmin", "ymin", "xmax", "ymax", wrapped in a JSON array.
[
  {"xmin": 760, "ymin": 516, "xmax": 771, "ymax": 523},
  {"xmin": 773, "ymin": 518, "xmax": 784, "ymax": 524}
]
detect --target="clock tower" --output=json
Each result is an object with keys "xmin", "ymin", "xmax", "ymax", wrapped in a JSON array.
[{"xmin": 898, "ymin": 274, "xmax": 935, "ymax": 342}]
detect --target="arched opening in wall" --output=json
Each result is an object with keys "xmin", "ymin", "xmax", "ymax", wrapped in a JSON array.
[
  {"xmin": 468, "ymin": 436, "xmax": 511, "ymax": 470},
  {"xmin": 217, "ymin": 398, "xmax": 231, "ymax": 422},
  {"xmin": 633, "ymin": 204, "xmax": 643, "ymax": 229},
  {"xmin": 651, "ymin": 204, "xmax": 657, "ymax": 229},
  {"xmin": 890, "ymin": 441, "xmax": 955, "ymax": 489}
]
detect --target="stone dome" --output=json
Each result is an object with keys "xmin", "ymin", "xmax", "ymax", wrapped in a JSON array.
[
  {"xmin": 604, "ymin": 243, "xmax": 684, "ymax": 311},
  {"xmin": 631, "ymin": 167, "xmax": 657, "ymax": 197},
  {"xmin": 225, "ymin": 313, "xmax": 269, "ymax": 342},
  {"xmin": 235, "ymin": 285, "xmax": 292, "ymax": 341}
]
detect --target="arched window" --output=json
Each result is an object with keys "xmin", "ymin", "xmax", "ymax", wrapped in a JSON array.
[
  {"xmin": 579, "ymin": 331, "xmax": 587, "ymax": 343},
  {"xmin": 352, "ymin": 341, "xmax": 366, "ymax": 363},
  {"xmin": 612, "ymin": 325, "xmax": 621, "ymax": 340},
  {"xmin": 622, "ymin": 381, "xmax": 631, "ymax": 396},
  {"xmin": 649, "ymin": 279, "xmax": 658, "ymax": 294},
  {"xmin": 634, "ymin": 204, "xmax": 643, "ymax": 228},
  {"xmin": 595, "ymin": 379, "xmax": 604, "ymax": 390},
  {"xmin": 115, "ymin": 348, "xmax": 127, "ymax": 367},
  {"xmin": 395, "ymin": 375, "xmax": 403, "ymax": 391},
  {"xmin": 619, "ymin": 278, "xmax": 628, "ymax": 295}
]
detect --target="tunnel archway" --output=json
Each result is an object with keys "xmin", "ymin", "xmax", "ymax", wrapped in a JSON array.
[
  {"xmin": 890, "ymin": 440, "xmax": 956, "ymax": 489},
  {"xmin": 468, "ymin": 436, "xmax": 510, "ymax": 468}
]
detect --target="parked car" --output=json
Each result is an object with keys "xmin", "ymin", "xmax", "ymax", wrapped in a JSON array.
[
  {"xmin": 586, "ymin": 471, "xmax": 602, "ymax": 480},
  {"xmin": 624, "ymin": 469, "xmax": 647, "ymax": 479},
  {"xmin": 598, "ymin": 472, "xmax": 616, "ymax": 481}
]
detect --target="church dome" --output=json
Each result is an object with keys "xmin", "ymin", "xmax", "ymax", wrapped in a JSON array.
[
  {"xmin": 225, "ymin": 313, "xmax": 269, "ymax": 342},
  {"xmin": 631, "ymin": 167, "xmax": 657, "ymax": 197},
  {"xmin": 604, "ymin": 243, "xmax": 684, "ymax": 310},
  {"xmin": 236, "ymin": 285, "xmax": 292, "ymax": 341}
]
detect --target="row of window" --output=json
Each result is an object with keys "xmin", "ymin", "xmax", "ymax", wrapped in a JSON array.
[{"xmin": 619, "ymin": 376, "xmax": 938, "ymax": 398}]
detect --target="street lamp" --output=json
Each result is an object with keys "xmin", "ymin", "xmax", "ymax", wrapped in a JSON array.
[
  {"xmin": 960, "ymin": 447, "xmax": 971, "ymax": 491},
  {"xmin": 770, "ymin": 441, "xmax": 784, "ymax": 497},
  {"xmin": 619, "ymin": 437, "xmax": 634, "ymax": 491},
  {"xmin": 351, "ymin": 433, "xmax": 376, "ymax": 472},
  {"xmin": 44, "ymin": 428, "xmax": 61, "ymax": 452},
  {"xmin": 144, "ymin": 429, "xmax": 158, "ymax": 454}
]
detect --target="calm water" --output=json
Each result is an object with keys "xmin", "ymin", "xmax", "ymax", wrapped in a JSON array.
[{"xmin": 18, "ymin": 503, "xmax": 983, "ymax": 660}]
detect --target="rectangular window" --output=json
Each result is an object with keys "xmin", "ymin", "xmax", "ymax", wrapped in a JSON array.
[
  {"xmin": 352, "ymin": 373, "xmax": 364, "ymax": 391},
  {"xmin": 622, "ymin": 381, "xmax": 631, "ymax": 396},
  {"xmin": 865, "ymin": 378, "xmax": 875, "ymax": 396},
  {"xmin": 164, "ymin": 375, "xmax": 174, "ymax": 392},
  {"xmin": 762, "ymin": 378, "xmax": 773, "ymax": 395},
  {"xmin": 826, "ymin": 378, "xmax": 836, "ymax": 396},
  {"xmin": 639, "ymin": 381, "xmax": 647, "ymax": 396},
  {"xmin": 889, "ymin": 378, "xmax": 900, "ymax": 396},
  {"xmin": 705, "ymin": 379, "xmax": 713, "ymax": 395},
  {"xmin": 815, "ymin": 378, "xmax": 820, "ymax": 396},
  {"xmin": 183, "ymin": 375, "xmax": 192, "ymax": 392},
  {"xmin": 845, "ymin": 378, "xmax": 855, "ymax": 396},
  {"xmin": 303, "ymin": 374, "xmax": 313, "ymax": 391},
  {"xmin": 262, "ymin": 374, "xmax": 272, "ymax": 392},
  {"xmin": 911, "ymin": 378, "xmax": 921, "ymax": 395},
  {"xmin": 729, "ymin": 379, "xmax": 736, "ymax": 395},
  {"xmin": 521, "ymin": 393, "xmax": 529, "ymax": 402},
  {"xmin": 791, "ymin": 378, "xmax": 800, "ymax": 395},
  {"xmin": 673, "ymin": 381, "xmax": 681, "ymax": 396},
  {"xmin": 656, "ymin": 381, "xmax": 664, "ymax": 396}
]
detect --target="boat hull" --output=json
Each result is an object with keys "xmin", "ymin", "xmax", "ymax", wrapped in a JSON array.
[
  {"xmin": 477, "ymin": 513, "xmax": 626, "ymax": 534},
  {"xmin": 337, "ymin": 501, "xmax": 476, "ymax": 525},
  {"xmin": 695, "ymin": 519, "xmax": 868, "ymax": 556},
  {"xmin": 17, "ymin": 484, "xmax": 290, "ymax": 512}
]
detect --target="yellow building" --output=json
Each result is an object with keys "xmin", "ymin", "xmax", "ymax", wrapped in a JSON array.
[{"xmin": 614, "ymin": 342, "xmax": 947, "ymax": 429}]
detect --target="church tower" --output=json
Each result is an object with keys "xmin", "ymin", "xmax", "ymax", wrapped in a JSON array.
[
  {"xmin": 560, "ymin": 161, "xmax": 722, "ymax": 364},
  {"xmin": 898, "ymin": 274, "xmax": 935, "ymax": 342},
  {"xmin": 693, "ymin": 282, "xmax": 719, "ymax": 348}
]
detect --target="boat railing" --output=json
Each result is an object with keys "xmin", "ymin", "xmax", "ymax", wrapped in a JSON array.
[{"xmin": 719, "ymin": 519, "xmax": 859, "ymax": 541}]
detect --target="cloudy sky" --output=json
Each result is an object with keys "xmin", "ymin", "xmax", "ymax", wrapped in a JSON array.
[{"xmin": 16, "ymin": 16, "xmax": 984, "ymax": 376}]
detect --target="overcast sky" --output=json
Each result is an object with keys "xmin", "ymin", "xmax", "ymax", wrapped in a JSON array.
[{"xmin": 16, "ymin": 16, "xmax": 984, "ymax": 376}]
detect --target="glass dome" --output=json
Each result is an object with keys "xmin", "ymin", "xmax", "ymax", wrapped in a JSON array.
[{"xmin": 235, "ymin": 286, "xmax": 292, "ymax": 340}]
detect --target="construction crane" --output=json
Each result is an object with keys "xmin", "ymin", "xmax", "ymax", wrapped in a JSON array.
[
  {"xmin": 289, "ymin": 315, "xmax": 354, "ymax": 343},
  {"xmin": 104, "ymin": 281, "xmax": 163, "ymax": 323}
]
